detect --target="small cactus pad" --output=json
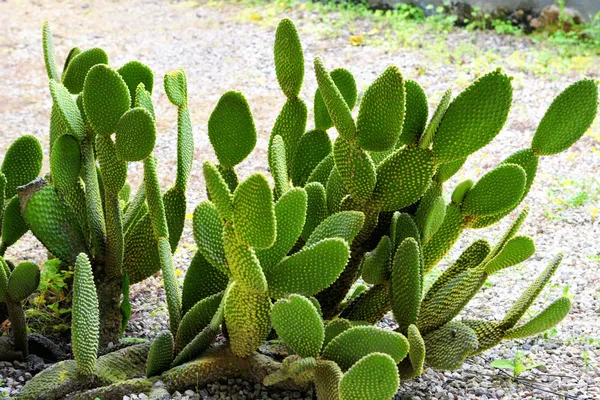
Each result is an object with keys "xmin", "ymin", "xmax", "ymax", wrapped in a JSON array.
[
  {"xmin": 532, "ymin": 79, "xmax": 598, "ymax": 156},
  {"xmin": 115, "ymin": 107, "xmax": 156, "ymax": 162},
  {"xmin": 339, "ymin": 353, "xmax": 400, "ymax": 400},
  {"xmin": 399, "ymin": 80, "xmax": 428, "ymax": 147},
  {"xmin": 117, "ymin": 61, "xmax": 154, "ymax": 105},
  {"xmin": 83, "ymin": 64, "xmax": 131, "ymax": 136},
  {"xmin": 164, "ymin": 69, "xmax": 188, "ymax": 107},
  {"xmin": 2, "ymin": 135, "xmax": 43, "ymax": 199},
  {"xmin": 146, "ymin": 331, "xmax": 174, "ymax": 377},
  {"xmin": 272, "ymin": 295, "xmax": 324, "ymax": 358},
  {"xmin": 62, "ymin": 48, "xmax": 109, "ymax": 94},
  {"xmin": 49, "ymin": 80, "xmax": 85, "ymax": 140},
  {"xmin": 208, "ymin": 91, "xmax": 256, "ymax": 167},
  {"xmin": 432, "ymin": 70, "xmax": 512, "ymax": 163},
  {"xmin": 314, "ymin": 68, "xmax": 357, "ymax": 131},
  {"xmin": 274, "ymin": 19, "xmax": 304, "ymax": 98},
  {"xmin": 6, "ymin": 262, "xmax": 40, "ymax": 302}
]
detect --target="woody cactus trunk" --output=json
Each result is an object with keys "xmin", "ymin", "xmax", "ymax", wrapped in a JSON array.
[{"xmin": 13, "ymin": 18, "xmax": 599, "ymax": 400}]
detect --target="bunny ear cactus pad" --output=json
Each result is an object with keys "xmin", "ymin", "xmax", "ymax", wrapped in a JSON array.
[
  {"xmin": 232, "ymin": 173, "xmax": 276, "ymax": 249},
  {"xmin": 423, "ymin": 321, "xmax": 478, "ymax": 370},
  {"xmin": 391, "ymin": 238, "xmax": 422, "ymax": 334},
  {"xmin": 461, "ymin": 164, "xmax": 526, "ymax": 217},
  {"xmin": 42, "ymin": 22, "xmax": 60, "ymax": 81},
  {"xmin": 72, "ymin": 253, "xmax": 99, "ymax": 376},
  {"xmin": 333, "ymin": 137, "xmax": 377, "ymax": 201},
  {"xmin": 50, "ymin": 134, "xmax": 81, "ymax": 191},
  {"xmin": 146, "ymin": 331, "xmax": 174, "ymax": 378},
  {"xmin": 115, "ymin": 107, "xmax": 156, "ymax": 162},
  {"xmin": 83, "ymin": 64, "xmax": 131, "ymax": 136},
  {"xmin": 49, "ymin": 80, "xmax": 85, "ymax": 141},
  {"xmin": 62, "ymin": 48, "xmax": 109, "ymax": 94},
  {"xmin": 271, "ymin": 98, "xmax": 308, "ymax": 172},
  {"xmin": 532, "ymin": 79, "xmax": 598, "ymax": 156},
  {"xmin": 6, "ymin": 262, "xmax": 40, "ymax": 302},
  {"xmin": 505, "ymin": 296, "xmax": 571, "ymax": 339},
  {"xmin": 208, "ymin": 91, "xmax": 257, "ymax": 167},
  {"xmin": 314, "ymin": 68, "xmax": 357, "ymax": 131},
  {"xmin": 164, "ymin": 69, "xmax": 188, "ymax": 107},
  {"xmin": 272, "ymin": 295, "xmax": 324, "ymax": 358},
  {"xmin": 274, "ymin": 19, "xmax": 304, "ymax": 99},
  {"xmin": 339, "ymin": 353, "xmax": 399, "ymax": 400},
  {"xmin": 291, "ymin": 129, "xmax": 332, "ymax": 187},
  {"xmin": 399, "ymin": 80, "xmax": 428, "ymax": 147},
  {"xmin": 2, "ymin": 135, "xmax": 43, "ymax": 199},
  {"xmin": 432, "ymin": 70, "xmax": 512, "ymax": 163},
  {"xmin": 117, "ymin": 61, "xmax": 154, "ymax": 105},
  {"xmin": 2, "ymin": 196, "xmax": 29, "ymax": 248},
  {"xmin": 356, "ymin": 66, "xmax": 405, "ymax": 152},
  {"xmin": 314, "ymin": 58, "xmax": 356, "ymax": 140}
]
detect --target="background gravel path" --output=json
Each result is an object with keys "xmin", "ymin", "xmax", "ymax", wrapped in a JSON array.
[{"xmin": 0, "ymin": 1, "xmax": 599, "ymax": 399}]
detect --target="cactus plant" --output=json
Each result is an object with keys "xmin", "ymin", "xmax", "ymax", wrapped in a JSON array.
[{"xmin": 16, "ymin": 18, "xmax": 597, "ymax": 400}]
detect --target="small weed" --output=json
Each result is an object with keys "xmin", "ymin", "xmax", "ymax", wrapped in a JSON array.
[{"xmin": 491, "ymin": 351, "xmax": 544, "ymax": 377}]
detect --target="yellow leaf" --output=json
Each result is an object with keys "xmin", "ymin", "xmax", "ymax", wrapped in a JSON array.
[
  {"xmin": 185, "ymin": 212, "xmax": 194, "ymax": 220},
  {"xmin": 349, "ymin": 35, "xmax": 364, "ymax": 46},
  {"xmin": 250, "ymin": 13, "xmax": 263, "ymax": 21},
  {"xmin": 175, "ymin": 269, "xmax": 183, "ymax": 277}
]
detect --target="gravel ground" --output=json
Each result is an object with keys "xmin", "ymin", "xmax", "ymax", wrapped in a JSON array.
[{"xmin": 1, "ymin": 0, "xmax": 599, "ymax": 399}]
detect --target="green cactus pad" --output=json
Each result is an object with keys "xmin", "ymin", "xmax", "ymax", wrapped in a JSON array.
[
  {"xmin": 421, "ymin": 196, "xmax": 446, "ymax": 243},
  {"xmin": 42, "ymin": 22, "xmax": 60, "ymax": 81},
  {"xmin": 291, "ymin": 129, "xmax": 332, "ymax": 187},
  {"xmin": 123, "ymin": 216, "xmax": 159, "ymax": 284},
  {"xmin": 6, "ymin": 262, "xmax": 40, "ymax": 302},
  {"xmin": 223, "ymin": 224, "xmax": 268, "ymax": 293},
  {"xmin": 72, "ymin": 253, "xmax": 99, "ymax": 376},
  {"xmin": 390, "ymin": 212, "xmax": 420, "ymax": 251},
  {"xmin": 224, "ymin": 281, "xmax": 271, "ymax": 357},
  {"xmin": 391, "ymin": 238, "xmax": 422, "ymax": 333},
  {"xmin": 339, "ymin": 353, "xmax": 399, "ymax": 400},
  {"xmin": 83, "ymin": 64, "xmax": 131, "ymax": 136},
  {"xmin": 339, "ymin": 283, "xmax": 390, "ymax": 324},
  {"xmin": 49, "ymin": 80, "xmax": 85, "ymax": 141},
  {"xmin": 272, "ymin": 294, "xmax": 324, "ymax": 358},
  {"xmin": 117, "ymin": 61, "xmax": 154, "ymax": 106},
  {"xmin": 135, "ymin": 83, "xmax": 155, "ymax": 119},
  {"xmin": 208, "ymin": 91, "xmax": 256, "ymax": 167},
  {"xmin": 193, "ymin": 201, "xmax": 228, "ymax": 275},
  {"xmin": 232, "ymin": 173, "xmax": 276, "ymax": 249},
  {"xmin": 532, "ymin": 79, "xmax": 598, "ymax": 156},
  {"xmin": 274, "ymin": 19, "xmax": 304, "ymax": 98},
  {"xmin": 333, "ymin": 137, "xmax": 376, "ymax": 201},
  {"xmin": 314, "ymin": 68, "xmax": 357, "ymax": 131},
  {"xmin": 398, "ymin": 80, "xmax": 429, "ymax": 147},
  {"xmin": 423, "ymin": 239, "xmax": 490, "ymax": 305},
  {"xmin": 423, "ymin": 321, "xmax": 478, "ymax": 370},
  {"xmin": 20, "ymin": 182, "xmax": 88, "ymax": 265},
  {"xmin": 144, "ymin": 156, "xmax": 169, "ymax": 238},
  {"xmin": 461, "ymin": 320, "xmax": 504, "ymax": 354},
  {"xmin": 501, "ymin": 254, "xmax": 563, "ymax": 329},
  {"xmin": 268, "ymin": 135, "xmax": 291, "ymax": 198},
  {"xmin": 96, "ymin": 134, "xmax": 128, "ymax": 195},
  {"xmin": 50, "ymin": 134, "xmax": 81, "ymax": 191},
  {"xmin": 405, "ymin": 325, "xmax": 425, "ymax": 378},
  {"xmin": 325, "ymin": 167, "xmax": 347, "ymax": 214},
  {"xmin": 461, "ymin": 164, "xmax": 526, "ymax": 216},
  {"xmin": 264, "ymin": 355, "xmax": 317, "ymax": 386},
  {"xmin": 302, "ymin": 182, "xmax": 328, "ymax": 240},
  {"xmin": 163, "ymin": 186, "xmax": 187, "ymax": 251},
  {"xmin": 0, "ymin": 259, "xmax": 8, "ymax": 302},
  {"xmin": 115, "ymin": 107, "xmax": 156, "ymax": 162},
  {"xmin": 314, "ymin": 58, "xmax": 356, "ymax": 140},
  {"xmin": 431, "ymin": 71, "xmax": 512, "ymax": 163},
  {"xmin": 181, "ymin": 251, "xmax": 228, "ymax": 314},
  {"xmin": 314, "ymin": 360, "xmax": 343, "ymax": 400},
  {"xmin": 62, "ymin": 48, "xmax": 109, "ymax": 94},
  {"xmin": 171, "ymin": 324, "xmax": 219, "ymax": 367},
  {"xmin": 164, "ymin": 69, "xmax": 188, "ymax": 107},
  {"xmin": 62, "ymin": 47, "xmax": 81, "ymax": 75},
  {"xmin": 357, "ymin": 66, "xmax": 405, "ymax": 152},
  {"xmin": 419, "ymin": 88, "xmax": 452, "ymax": 149},
  {"xmin": 306, "ymin": 211, "xmax": 364, "ymax": 247},
  {"xmin": 422, "ymin": 204, "xmax": 466, "ymax": 272},
  {"xmin": 256, "ymin": 188, "xmax": 307, "ymax": 272},
  {"xmin": 451, "ymin": 179, "xmax": 474, "ymax": 205},
  {"xmin": 2, "ymin": 196, "xmax": 29, "ymax": 249},
  {"xmin": 485, "ymin": 235, "xmax": 535, "ymax": 274},
  {"xmin": 175, "ymin": 292, "xmax": 223, "ymax": 353},
  {"xmin": 146, "ymin": 331, "xmax": 174, "ymax": 377},
  {"xmin": 203, "ymin": 161, "xmax": 234, "ymax": 222},
  {"xmin": 373, "ymin": 146, "xmax": 436, "ymax": 211},
  {"xmin": 271, "ymin": 98, "xmax": 307, "ymax": 171},
  {"xmin": 266, "ymin": 238, "xmax": 350, "ymax": 298},
  {"xmin": 505, "ymin": 297, "xmax": 571, "ymax": 339},
  {"xmin": 323, "ymin": 318, "xmax": 352, "ymax": 349},
  {"xmin": 362, "ymin": 235, "xmax": 392, "ymax": 285},
  {"xmin": 158, "ymin": 237, "xmax": 182, "ymax": 335},
  {"xmin": 322, "ymin": 326, "xmax": 408, "ymax": 371},
  {"xmin": 2, "ymin": 135, "xmax": 43, "ymax": 199}
]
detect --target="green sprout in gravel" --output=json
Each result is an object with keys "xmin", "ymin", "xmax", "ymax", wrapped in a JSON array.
[{"xmin": 14, "ymin": 18, "xmax": 599, "ymax": 400}]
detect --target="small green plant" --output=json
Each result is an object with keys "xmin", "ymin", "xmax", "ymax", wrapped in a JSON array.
[{"xmin": 490, "ymin": 351, "xmax": 543, "ymax": 377}]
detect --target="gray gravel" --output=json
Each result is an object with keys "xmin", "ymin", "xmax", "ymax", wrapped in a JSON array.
[{"xmin": 1, "ymin": 0, "xmax": 599, "ymax": 399}]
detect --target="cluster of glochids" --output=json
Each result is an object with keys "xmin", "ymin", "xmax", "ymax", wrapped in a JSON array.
[{"xmin": 4, "ymin": 18, "xmax": 596, "ymax": 400}]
